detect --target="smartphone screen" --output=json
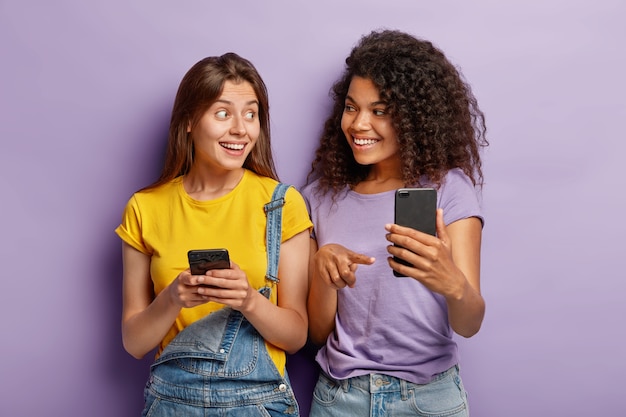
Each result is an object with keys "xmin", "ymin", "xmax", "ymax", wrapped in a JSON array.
[
  {"xmin": 393, "ymin": 188, "xmax": 437, "ymax": 277},
  {"xmin": 188, "ymin": 249, "xmax": 230, "ymax": 275}
]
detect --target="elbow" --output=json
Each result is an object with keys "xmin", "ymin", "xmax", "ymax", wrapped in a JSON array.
[
  {"xmin": 123, "ymin": 339, "xmax": 148, "ymax": 360},
  {"xmin": 280, "ymin": 314, "xmax": 309, "ymax": 355},
  {"xmin": 285, "ymin": 345, "xmax": 303, "ymax": 356},
  {"xmin": 122, "ymin": 329, "xmax": 150, "ymax": 360},
  {"xmin": 308, "ymin": 326, "xmax": 331, "ymax": 347},
  {"xmin": 453, "ymin": 310, "xmax": 485, "ymax": 338},
  {"xmin": 306, "ymin": 309, "xmax": 333, "ymax": 346},
  {"xmin": 284, "ymin": 331, "xmax": 308, "ymax": 355},
  {"xmin": 456, "ymin": 325, "xmax": 482, "ymax": 339},
  {"xmin": 309, "ymin": 334, "xmax": 326, "ymax": 347},
  {"xmin": 129, "ymin": 351, "xmax": 146, "ymax": 360},
  {"xmin": 451, "ymin": 294, "xmax": 485, "ymax": 338}
]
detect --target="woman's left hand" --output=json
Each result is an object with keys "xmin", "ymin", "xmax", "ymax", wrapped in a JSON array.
[
  {"xmin": 195, "ymin": 261, "xmax": 255, "ymax": 311},
  {"xmin": 385, "ymin": 209, "xmax": 465, "ymax": 300}
]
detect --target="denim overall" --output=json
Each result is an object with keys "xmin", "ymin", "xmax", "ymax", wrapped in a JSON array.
[{"xmin": 142, "ymin": 184, "xmax": 300, "ymax": 417}]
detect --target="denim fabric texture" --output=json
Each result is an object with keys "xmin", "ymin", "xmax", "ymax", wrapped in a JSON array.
[
  {"xmin": 142, "ymin": 184, "xmax": 299, "ymax": 416},
  {"xmin": 309, "ymin": 366, "xmax": 469, "ymax": 417},
  {"xmin": 263, "ymin": 183, "xmax": 291, "ymax": 284}
]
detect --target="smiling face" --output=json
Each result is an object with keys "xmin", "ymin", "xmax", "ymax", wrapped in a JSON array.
[
  {"xmin": 188, "ymin": 80, "xmax": 260, "ymax": 174},
  {"xmin": 341, "ymin": 76, "xmax": 400, "ymax": 168}
]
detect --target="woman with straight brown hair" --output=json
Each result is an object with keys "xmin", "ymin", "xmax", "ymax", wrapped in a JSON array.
[{"xmin": 116, "ymin": 52, "xmax": 312, "ymax": 416}]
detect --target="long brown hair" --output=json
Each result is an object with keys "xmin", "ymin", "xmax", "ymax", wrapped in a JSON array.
[{"xmin": 142, "ymin": 53, "xmax": 277, "ymax": 191}]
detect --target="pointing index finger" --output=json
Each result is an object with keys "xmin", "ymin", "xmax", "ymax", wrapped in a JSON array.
[{"xmin": 348, "ymin": 252, "xmax": 375, "ymax": 265}]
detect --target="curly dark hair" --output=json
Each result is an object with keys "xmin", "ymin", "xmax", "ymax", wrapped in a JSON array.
[{"xmin": 307, "ymin": 29, "xmax": 488, "ymax": 196}]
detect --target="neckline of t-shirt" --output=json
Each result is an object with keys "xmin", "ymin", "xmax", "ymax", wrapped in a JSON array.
[
  {"xmin": 346, "ymin": 186, "xmax": 396, "ymax": 201},
  {"xmin": 176, "ymin": 170, "xmax": 248, "ymax": 206}
]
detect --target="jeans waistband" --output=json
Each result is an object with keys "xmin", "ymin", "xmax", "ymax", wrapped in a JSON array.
[{"xmin": 340, "ymin": 365, "xmax": 459, "ymax": 394}]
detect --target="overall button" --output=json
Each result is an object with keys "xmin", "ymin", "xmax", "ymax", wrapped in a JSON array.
[
  {"xmin": 219, "ymin": 348, "xmax": 225, "ymax": 354},
  {"xmin": 278, "ymin": 383, "xmax": 287, "ymax": 392}
]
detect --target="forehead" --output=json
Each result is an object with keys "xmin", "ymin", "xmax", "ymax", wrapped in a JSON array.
[
  {"xmin": 347, "ymin": 76, "xmax": 382, "ymax": 101},
  {"xmin": 217, "ymin": 80, "xmax": 258, "ymax": 103}
]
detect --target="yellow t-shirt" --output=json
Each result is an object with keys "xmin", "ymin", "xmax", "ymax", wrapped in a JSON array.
[{"xmin": 115, "ymin": 170, "xmax": 312, "ymax": 374}]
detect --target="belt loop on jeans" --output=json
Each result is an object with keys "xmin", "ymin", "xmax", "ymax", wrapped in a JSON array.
[
  {"xmin": 400, "ymin": 378, "xmax": 409, "ymax": 401},
  {"xmin": 340, "ymin": 378, "xmax": 350, "ymax": 393}
]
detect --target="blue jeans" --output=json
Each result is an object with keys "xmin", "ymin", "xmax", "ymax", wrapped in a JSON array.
[
  {"xmin": 142, "ymin": 299, "xmax": 299, "ymax": 416},
  {"xmin": 309, "ymin": 366, "xmax": 469, "ymax": 417}
]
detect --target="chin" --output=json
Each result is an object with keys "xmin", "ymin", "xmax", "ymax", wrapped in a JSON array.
[{"xmin": 353, "ymin": 155, "xmax": 377, "ymax": 166}]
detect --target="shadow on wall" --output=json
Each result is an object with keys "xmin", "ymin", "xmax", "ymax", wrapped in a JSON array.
[
  {"xmin": 98, "ymin": 126, "xmax": 168, "ymax": 417},
  {"xmin": 100, "ymin": 234, "xmax": 155, "ymax": 417}
]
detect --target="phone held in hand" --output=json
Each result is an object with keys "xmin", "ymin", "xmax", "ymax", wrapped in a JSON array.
[
  {"xmin": 188, "ymin": 249, "xmax": 230, "ymax": 275},
  {"xmin": 393, "ymin": 188, "xmax": 437, "ymax": 277}
]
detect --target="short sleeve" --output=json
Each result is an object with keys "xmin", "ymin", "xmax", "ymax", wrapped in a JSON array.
[
  {"xmin": 114, "ymin": 195, "xmax": 151, "ymax": 255},
  {"xmin": 438, "ymin": 169, "xmax": 484, "ymax": 227},
  {"xmin": 281, "ymin": 186, "xmax": 313, "ymax": 242}
]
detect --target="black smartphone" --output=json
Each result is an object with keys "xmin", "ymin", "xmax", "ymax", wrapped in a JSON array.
[
  {"xmin": 188, "ymin": 249, "xmax": 230, "ymax": 275},
  {"xmin": 393, "ymin": 188, "xmax": 437, "ymax": 277}
]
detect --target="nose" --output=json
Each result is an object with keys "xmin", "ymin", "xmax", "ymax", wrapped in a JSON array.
[
  {"xmin": 351, "ymin": 110, "xmax": 370, "ymax": 131},
  {"xmin": 230, "ymin": 116, "xmax": 246, "ymax": 136}
]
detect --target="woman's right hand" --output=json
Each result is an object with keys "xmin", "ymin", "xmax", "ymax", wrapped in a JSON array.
[
  {"xmin": 168, "ymin": 269, "xmax": 217, "ymax": 308},
  {"xmin": 313, "ymin": 243, "xmax": 375, "ymax": 289},
  {"xmin": 307, "ymin": 242, "xmax": 374, "ymax": 345}
]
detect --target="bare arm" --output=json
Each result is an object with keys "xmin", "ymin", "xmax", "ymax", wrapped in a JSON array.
[
  {"xmin": 442, "ymin": 216, "xmax": 484, "ymax": 337},
  {"xmin": 121, "ymin": 242, "xmax": 210, "ymax": 358},
  {"xmin": 386, "ymin": 209, "xmax": 485, "ymax": 337},
  {"xmin": 307, "ymin": 240, "xmax": 375, "ymax": 345},
  {"xmin": 198, "ymin": 230, "xmax": 311, "ymax": 354},
  {"xmin": 307, "ymin": 239, "xmax": 338, "ymax": 346}
]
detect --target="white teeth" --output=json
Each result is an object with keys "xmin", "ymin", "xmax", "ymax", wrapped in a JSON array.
[
  {"xmin": 354, "ymin": 138, "xmax": 378, "ymax": 145},
  {"xmin": 221, "ymin": 143, "xmax": 244, "ymax": 150}
]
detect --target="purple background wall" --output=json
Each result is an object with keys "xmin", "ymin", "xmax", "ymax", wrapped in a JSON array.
[{"xmin": 1, "ymin": 1, "xmax": 624, "ymax": 416}]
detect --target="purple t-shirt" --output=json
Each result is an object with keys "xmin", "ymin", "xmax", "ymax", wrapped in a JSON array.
[{"xmin": 302, "ymin": 168, "xmax": 483, "ymax": 384}]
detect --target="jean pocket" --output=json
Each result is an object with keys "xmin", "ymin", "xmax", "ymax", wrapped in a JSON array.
[
  {"xmin": 408, "ymin": 371, "xmax": 468, "ymax": 417},
  {"xmin": 312, "ymin": 372, "xmax": 342, "ymax": 406}
]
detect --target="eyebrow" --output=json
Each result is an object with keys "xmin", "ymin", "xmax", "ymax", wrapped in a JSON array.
[{"xmin": 345, "ymin": 95, "xmax": 386, "ymax": 107}]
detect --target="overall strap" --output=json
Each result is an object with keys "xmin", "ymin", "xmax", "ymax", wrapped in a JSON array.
[{"xmin": 263, "ymin": 183, "xmax": 291, "ymax": 284}]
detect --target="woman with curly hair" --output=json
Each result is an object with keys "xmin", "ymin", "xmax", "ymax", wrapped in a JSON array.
[{"xmin": 302, "ymin": 30, "xmax": 488, "ymax": 416}]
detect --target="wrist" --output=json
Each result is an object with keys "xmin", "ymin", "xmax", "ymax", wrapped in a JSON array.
[
  {"xmin": 446, "ymin": 277, "xmax": 469, "ymax": 303},
  {"xmin": 237, "ymin": 286, "xmax": 261, "ymax": 315}
]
